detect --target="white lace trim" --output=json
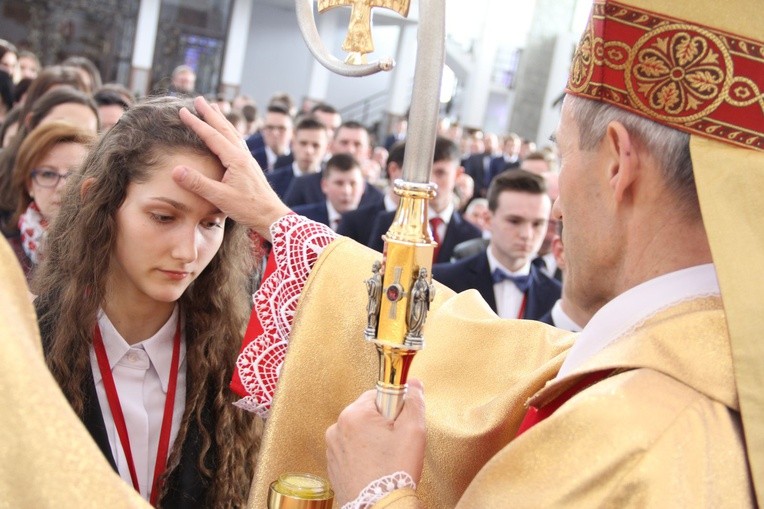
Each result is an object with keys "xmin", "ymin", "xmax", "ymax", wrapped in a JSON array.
[
  {"xmin": 234, "ymin": 215, "xmax": 337, "ymax": 416},
  {"xmin": 341, "ymin": 471, "xmax": 416, "ymax": 509}
]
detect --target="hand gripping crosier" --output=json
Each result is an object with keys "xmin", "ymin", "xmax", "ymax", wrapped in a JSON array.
[{"xmin": 266, "ymin": 1, "xmax": 445, "ymax": 507}]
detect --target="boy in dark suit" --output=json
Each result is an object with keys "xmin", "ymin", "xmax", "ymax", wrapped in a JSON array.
[
  {"xmin": 267, "ymin": 117, "xmax": 328, "ymax": 199},
  {"xmin": 433, "ymin": 170, "xmax": 560, "ymax": 320},
  {"xmin": 292, "ymin": 153, "xmax": 365, "ymax": 231},
  {"xmin": 368, "ymin": 136, "xmax": 482, "ymax": 262}
]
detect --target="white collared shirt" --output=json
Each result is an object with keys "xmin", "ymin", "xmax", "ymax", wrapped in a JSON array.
[
  {"xmin": 292, "ymin": 161, "xmax": 318, "ymax": 177},
  {"xmin": 90, "ymin": 305, "xmax": 187, "ymax": 501},
  {"xmin": 550, "ymin": 299, "xmax": 583, "ymax": 332},
  {"xmin": 486, "ymin": 247, "xmax": 531, "ymax": 319},
  {"xmin": 265, "ymin": 146, "xmax": 277, "ymax": 170},
  {"xmin": 557, "ymin": 263, "xmax": 720, "ymax": 378},
  {"xmin": 429, "ymin": 202, "xmax": 454, "ymax": 242},
  {"xmin": 326, "ymin": 201, "xmax": 342, "ymax": 231},
  {"xmin": 383, "ymin": 193, "xmax": 397, "ymax": 212},
  {"xmin": 540, "ymin": 252, "xmax": 558, "ymax": 278}
]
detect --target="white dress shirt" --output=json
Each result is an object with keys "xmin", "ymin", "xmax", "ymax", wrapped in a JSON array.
[
  {"xmin": 486, "ymin": 248, "xmax": 531, "ymax": 319},
  {"xmin": 383, "ymin": 193, "xmax": 397, "ymax": 212},
  {"xmin": 292, "ymin": 161, "xmax": 318, "ymax": 177},
  {"xmin": 90, "ymin": 305, "xmax": 187, "ymax": 501},
  {"xmin": 265, "ymin": 146, "xmax": 277, "ymax": 170},
  {"xmin": 326, "ymin": 201, "xmax": 342, "ymax": 231},
  {"xmin": 550, "ymin": 299, "xmax": 583, "ymax": 332},
  {"xmin": 557, "ymin": 263, "xmax": 719, "ymax": 378},
  {"xmin": 429, "ymin": 203, "xmax": 454, "ymax": 242},
  {"xmin": 539, "ymin": 252, "xmax": 558, "ymax": 279}
]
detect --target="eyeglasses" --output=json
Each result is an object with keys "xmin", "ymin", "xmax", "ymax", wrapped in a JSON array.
[{"xmin": 31, "ymin": 168, "xmax": 70, "ymax": 188}]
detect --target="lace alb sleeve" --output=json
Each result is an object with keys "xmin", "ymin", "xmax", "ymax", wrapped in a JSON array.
[
  {"xmin": 341, "ymin": 472, "xmax": 417, "ymax": 509},
  {"xmin": 232, "ymin": 215, "xmax": 338, "ymax": 416}
]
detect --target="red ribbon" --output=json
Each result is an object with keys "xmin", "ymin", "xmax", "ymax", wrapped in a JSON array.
[{"xmin": 93, "ymin": 319, "xmax": 182, "ymax": 506}]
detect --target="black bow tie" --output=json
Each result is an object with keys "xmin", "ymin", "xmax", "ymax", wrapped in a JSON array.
[{"xmin": 491, "ymin": 269, "xmax": 531, "ymax": 292}]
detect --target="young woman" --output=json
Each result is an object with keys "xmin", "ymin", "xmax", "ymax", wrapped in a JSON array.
[
  {"xmin": 34, "ymin": 97, "xmax": 261, "ymax": 507},
  {"xmin": 0, "ymin": 87, "xmax": 98, "ymax": 231},
  {"xmin": 5, "ymin": 120, "xmax": 94, "ymax": 278}
]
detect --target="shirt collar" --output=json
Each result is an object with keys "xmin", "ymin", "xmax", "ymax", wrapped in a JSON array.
[
  {"xmin": 557, "ymin": 263, "xmax": 719, "ymax": 378},
  {"xmin": 93, "ymin": 305, "xmax": 185, "ymax": 391},
  {"xmin": 326, "ymin": 201, "xmax": 342, "ymax": 226},
  {"xmin": 550, "ymin": 299, "xmax": 583, "ymax": 333},
  {"xmin": 292, "ymin": 161, "xmax": 318, "ymax": 177},
  {"xmin": 486, "ymin": 247, "xmax": 531, "ymax": 277},
  {"xmin": 383, "ymin": 193, "xmax": 397, "ymax": 212},
  {"xmin": 430, "ymin": 202, "xmax": 454, "ymax": 224}
]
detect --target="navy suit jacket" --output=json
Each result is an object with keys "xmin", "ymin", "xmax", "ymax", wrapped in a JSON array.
[
  {"xmin": 488, "ymin": 156, "xmax": 520, "ymax": 183},
  {"xmin": 432, "ymin": 251, "xmax": 561, "ymax": 320},
  {"xmin": 252, "ymin": 147, "xmax": 269, "ymax": 172},
  {"xmin": 283, "ymin": 172, "xmax": 323, "ymax": 206},
  {"xmin": 292, "ymin": 201, "xmax": 331, "ymax": 228},
  {"xmin": 245, "ymin": 132, "xmax": 264, "ymax": 153},
  {"xmin": 284, "ymin": 172, "xmax": 385, "ymax": 209},
  {"xmin": 537, "ymin": 307, "xmax": 556, "ymax": 326},
  {"xmin": 245, "ymin": 133, "xmax": 268, "ymax": 170},
  {"xmin": 463, "ymin": 153, "xmax": 491, "ymax": 196},
  {"xmin": 337, "ymin": 201, "xmax": 387, "ymax": 245},
  {"xmin": 268, "ymin": 165, "xmax": 300, "ymax": 199},
  {"xmin": 368, "ymin": 210, "xmax": 482, "ymax": 263},
  {"xmin": 274, "ymin": 153, "xmax": 293, "ymax": 169}
]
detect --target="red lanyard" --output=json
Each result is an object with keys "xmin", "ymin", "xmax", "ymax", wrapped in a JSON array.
[
  {"xmin": 517, "ymin": 293, "xmax": 528, "ymax": 319},
  {"xmin": 93, "ymin": 319, "xmax": 182, "ymax": 506}
]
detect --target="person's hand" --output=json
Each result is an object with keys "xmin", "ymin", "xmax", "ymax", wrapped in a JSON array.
[
  {"xmin": 326, "ymin": 379, "xmax": 426, "ymax": 506},
  {"xmin": 172, "ymin": 96, "xmax": 291, "ymax": 240}
]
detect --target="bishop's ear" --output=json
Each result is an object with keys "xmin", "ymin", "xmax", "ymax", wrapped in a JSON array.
[{"xmin": 604, "ymin": 120, "xmax": 638, "ymax": 203}]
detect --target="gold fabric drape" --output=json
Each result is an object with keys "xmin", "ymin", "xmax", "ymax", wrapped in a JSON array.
[{"xmin": 0, "ymin": 237, "xmax": 148, "ymax": 508}]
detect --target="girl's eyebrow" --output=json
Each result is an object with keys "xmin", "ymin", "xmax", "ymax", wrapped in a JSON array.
[{"xmin": 149, "ymin": 196, "xmax": 223, "ymax": 216}]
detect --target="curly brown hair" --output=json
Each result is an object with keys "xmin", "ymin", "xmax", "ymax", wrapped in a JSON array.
[{"xmin": 33, "ymin": 96, "xmax": 262, "ymax": 508}]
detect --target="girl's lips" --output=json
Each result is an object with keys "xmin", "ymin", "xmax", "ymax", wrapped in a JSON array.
[{"xmin": 159, "ymin": 270, "xmax": 190, "ymax": 280}]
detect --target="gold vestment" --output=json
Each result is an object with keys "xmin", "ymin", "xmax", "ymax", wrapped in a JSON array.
[
  {"xmin": 0, "ymin": 237, "xmax": 148, "ymax": 508},
  {"xmin": 247, "ymin": 238, "xmax": 752, "ymax": 507}
]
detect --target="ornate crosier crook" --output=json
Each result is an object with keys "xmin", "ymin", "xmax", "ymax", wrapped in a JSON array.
[
  {"xmin": 268, "ymin": 2, "xmax": 445, "ymax": 506},
  {"xmin": 302, "ymin": 0, "xmax": 444, "ymax": 421}
]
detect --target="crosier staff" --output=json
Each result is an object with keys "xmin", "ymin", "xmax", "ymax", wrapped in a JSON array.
[
  {"xmin": 297, "ymin": 0, "xmax": 445, "ymax": 420},
  {"xmin": 266, "ymin": 2, "xmax": 445, "ymax": 507}
]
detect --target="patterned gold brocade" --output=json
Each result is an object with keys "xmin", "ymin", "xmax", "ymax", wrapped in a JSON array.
[
  {"xmin": 566, "ymin": 0, "xmax": 763, "ymax": 503},
  {"xmin": 249, "ymin": 235, "xmax": 753, "ymax": 508},
  {"xmin": 566, "ymin": 0, "xmax": 764, "ymax": 150},
  {"xmin": 0, "ymin": 238, "xmax": 149, "ymax": 508},
  {"xmin": 691, "ymin": 135, "xmax": 764, "ymax": 503},
  {"xmin": 456, "ymin": 297, "xmax": 751, "ymax": 508},
  {"xmin": 247, "ymin": 237, "xmax": 573, "ymax": 507}
]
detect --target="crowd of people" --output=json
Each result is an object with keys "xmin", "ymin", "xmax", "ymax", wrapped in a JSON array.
[{"xmin": 0, "ymin": 0, "xmax": 761, "ymax": 506}]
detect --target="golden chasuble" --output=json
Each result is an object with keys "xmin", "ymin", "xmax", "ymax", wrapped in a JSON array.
[
  {"xmin": 247, "ymin": 237, "xmax": 574, "ymax": 507},
  {"xmin": 249, "ymin": 237, "xmax": 752, "ymax": 508},
  {"xmin": 0, "ymin": 237, "xmax": 148, "ymax": 508}
]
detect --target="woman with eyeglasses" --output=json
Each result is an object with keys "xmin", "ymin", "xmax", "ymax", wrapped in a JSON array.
[
  {"xmin": 5, "ymin": 120, "xmax": 94, "ymax": 279},
  {"xmin": 0, "ymin": 87, "xmax": 98, "ymax": 232},
  {"xmin": 32, "ymin": 97, "xmax": 262, "ymax": 507}
]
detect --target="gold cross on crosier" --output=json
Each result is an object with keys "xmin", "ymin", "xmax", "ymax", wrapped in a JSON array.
[{"xmin": 317, "ymin": 0, "xmax": 410, "ymax": 64}]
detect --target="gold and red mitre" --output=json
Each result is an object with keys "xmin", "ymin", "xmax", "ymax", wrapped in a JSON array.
[
  {"xmin": 567, "ymin": 0, "xmax": 764, "ymax": 505},
  {"xmin": 566, "ymin": 0, "xmax": 763, "ymax": 150}
]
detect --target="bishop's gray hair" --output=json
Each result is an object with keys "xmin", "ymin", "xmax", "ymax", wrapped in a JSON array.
[{"xmin": 565, "ymin": 94, "xmax": 698, "ymax": 218}]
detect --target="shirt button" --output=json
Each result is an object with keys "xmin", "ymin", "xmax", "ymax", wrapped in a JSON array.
[{"xmin": 126, "ymin": 351, "xmax": 141, "ymax": 363}]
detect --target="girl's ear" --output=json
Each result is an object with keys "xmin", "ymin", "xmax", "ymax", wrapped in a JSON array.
[{"xmin": 80, "ymin": 177, "xmax": 95, "ymax": 200}]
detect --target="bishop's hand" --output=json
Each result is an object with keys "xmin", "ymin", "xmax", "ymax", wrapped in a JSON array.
[
  {"xmin": 326, "ymin": 379, "xmax": 426, "ymax": 506},
  {"xmin": 173, "ymin": 96, "xmax": 291, "ymax": 241}
]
